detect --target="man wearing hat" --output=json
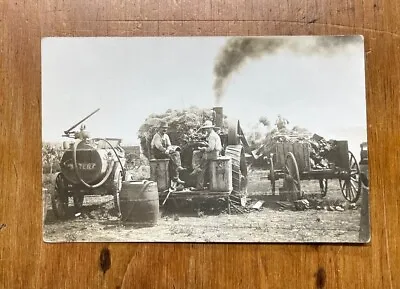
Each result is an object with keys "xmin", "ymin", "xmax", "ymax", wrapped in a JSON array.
[
  {"xmin": 191, "ymin": 120, "xmax": 222, "ymax": 190},
  {"xmin": 151, "ymin": 122, "xmax": 185, "ymax": 186}
]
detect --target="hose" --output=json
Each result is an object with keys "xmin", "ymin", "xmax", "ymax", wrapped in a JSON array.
[
  {"xmin": 100, "ymin": 138, "xmax": 126, "ymax": 177},
  {"xmin": 72, "ymin": 138, "xmax": 125, "ymax": 189}
]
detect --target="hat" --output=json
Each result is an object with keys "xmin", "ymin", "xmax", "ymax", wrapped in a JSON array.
[
  {"xmin": 159, "ymin": 122, "xmax": 169, "ymax": 128},
  {"xmin": 201, "ymin": 120, "xmax": 214, "ymax": 129}
]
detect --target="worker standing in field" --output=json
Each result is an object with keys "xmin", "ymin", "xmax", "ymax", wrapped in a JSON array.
[
  {"xmin": 276, "ymin": 114, "xmax": 289, "ymax": 131},
  {"xmin": 190, "ymin": 120, "xmax": 222, "ymax": 190},
  {"xmin": 151, "ymin": 122, "xmax": 185, "ymax": 186}
]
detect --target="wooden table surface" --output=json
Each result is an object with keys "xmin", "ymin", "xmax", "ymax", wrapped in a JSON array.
[{"xmin": 1, "ymin": 0, "xmax": 399, "ymax": 288}]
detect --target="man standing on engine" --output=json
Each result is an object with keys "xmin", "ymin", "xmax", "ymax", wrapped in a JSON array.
[
  {"xmin": 151, "ymin": 122, "xmax": 185, "ymax": 186},
  {"xmin": 190, "ymin": 120, "xmax": 222, "ymax": 190}
]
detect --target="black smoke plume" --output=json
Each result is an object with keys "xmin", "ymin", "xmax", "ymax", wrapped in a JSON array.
[{"xmin": 213, "ymin": 35, "xmax": 363, "ymax": 104}]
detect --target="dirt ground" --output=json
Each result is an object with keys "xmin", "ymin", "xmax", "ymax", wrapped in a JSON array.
[{"xmin": 43, "ymin": 169, "xmax": 363, "ymax": 243}]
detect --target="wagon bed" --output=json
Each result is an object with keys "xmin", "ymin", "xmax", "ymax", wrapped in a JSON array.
[{"xmin": 267, "ymin": 140, "xmax": 362, "ymax": 202}]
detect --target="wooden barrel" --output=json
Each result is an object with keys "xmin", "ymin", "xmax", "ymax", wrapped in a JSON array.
[
  {"xmin": 120, "ymin": 180, "xmax": 159, "ymax": 227},
  {"xmin": 209, "ymin": 157, "xmax": 232, "ymax": 192},
  {"xmin": 149, "ymin": 159, "xmax": 169, "ymax": 192}
]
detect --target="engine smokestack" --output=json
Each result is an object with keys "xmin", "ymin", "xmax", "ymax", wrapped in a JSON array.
[{"xmin": 213, "ymin": 107, "xmax": 223, "ymax": 129}]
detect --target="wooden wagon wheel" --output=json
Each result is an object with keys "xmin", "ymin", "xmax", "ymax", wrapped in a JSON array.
[
  {"xmin": 284, "ymin": 152, "xmax": 302, "ymax": 199},
  {"xmin": 269, "ymin": 157, "xmax": 276, "ymax": 195},
  {"xmin": 339, "ymin": 151, "xmax": 361, "ymax": 202},
  {"xmin": 319, "ymin": 179, "xmax": 328, "ymax": 197},
  {"xmin": 51, "ymin": 172, "xmax": 69, "ymax": 219}
]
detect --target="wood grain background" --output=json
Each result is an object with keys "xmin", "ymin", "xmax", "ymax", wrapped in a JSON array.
[{"xmin": 1, "ymin": 0, "xmax": 399, "ymax": 288}]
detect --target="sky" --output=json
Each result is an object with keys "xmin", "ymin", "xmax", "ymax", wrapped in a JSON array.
[{"xmin": 41, "ymin": 36, "xmax": 367, "ymax": 159}]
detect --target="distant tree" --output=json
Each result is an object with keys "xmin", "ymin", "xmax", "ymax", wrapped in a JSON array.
[
  {"xmin": 246, "ymin": 123, "xmax": 269, "ymax": 150},
  {"xmin": 291, "ymin": 126, "xmax": 312, "ymax": 136},
  {"xmin": 241, "ymin": 116, "xmax": 271, "ymax": 150},
  {"xmin": 42, "ymin": 143, "xmax": 63, "ymax": 174},
  {"xmin": 259, "ymin": 116, "xmax": 270, "ymax": 127}
]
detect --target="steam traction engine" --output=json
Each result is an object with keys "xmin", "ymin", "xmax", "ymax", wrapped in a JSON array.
[
  {"xmin": 51, "ymin": 109, "xmax": 126, "ymax": 219},
  {"xmin": 156, "ymin": 106, "xmax": 251, "ymax": 210}
]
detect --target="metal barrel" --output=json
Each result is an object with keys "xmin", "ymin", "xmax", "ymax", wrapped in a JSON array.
[
  {"xmin": 119, "ymin": 180, "xmax": 159, "ymax": 227},
  {"xmin": 209, "ymin": 156, "xmax": 232, "ymax": 192},
  {"xmin": 60, "ymin": 143, "xmax": 108, "ymax": 185},
  {"xmin": 149, "ymin": 159, "xmax": 170, "ymax": 192}
]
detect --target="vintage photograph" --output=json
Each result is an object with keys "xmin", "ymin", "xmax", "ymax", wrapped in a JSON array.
[{"xmin": 41, "ymin": 35, "xmax": 369, "ymax": 243}]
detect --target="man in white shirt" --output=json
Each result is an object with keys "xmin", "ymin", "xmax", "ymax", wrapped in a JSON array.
[
  {"xmin": 151, "ymin": 122, "xmax": 185, "ymax": 185},
  {"xmin": 191, "ymin": 120, "xmax": 222, "ymax": 190}
]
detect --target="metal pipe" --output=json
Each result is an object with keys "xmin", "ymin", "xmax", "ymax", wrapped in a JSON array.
[
  {"xmin": 64, "ymin": 108, "xmax": 100, "ymax": 135},
  {"xmin": 213, "ymin": 107, "xmax": 223, "ymax": 129}
]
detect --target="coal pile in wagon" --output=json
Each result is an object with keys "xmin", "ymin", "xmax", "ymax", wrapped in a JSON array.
[{"xmin": 252, "ymin": 128, "xmax": 340, "ymax": 169}]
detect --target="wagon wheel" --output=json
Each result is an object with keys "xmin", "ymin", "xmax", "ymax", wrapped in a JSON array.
[
  {"xmin": 319, "ymin": 179, "xmax": 328, "ymax": 197},
  {"xmin": 51, "ymin": 173, "xmax": 69, "ymax": 219},
  {"xmin": 269, "ymin": 157, "xmax": 276, "ymax": 195},
  {"xmin": 284, "ymin": 152, "xmax": 302, "ymax": 200},
  {"xmin": 339, "ymin": 151, "xmax": 361, "ymax": 202}
]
